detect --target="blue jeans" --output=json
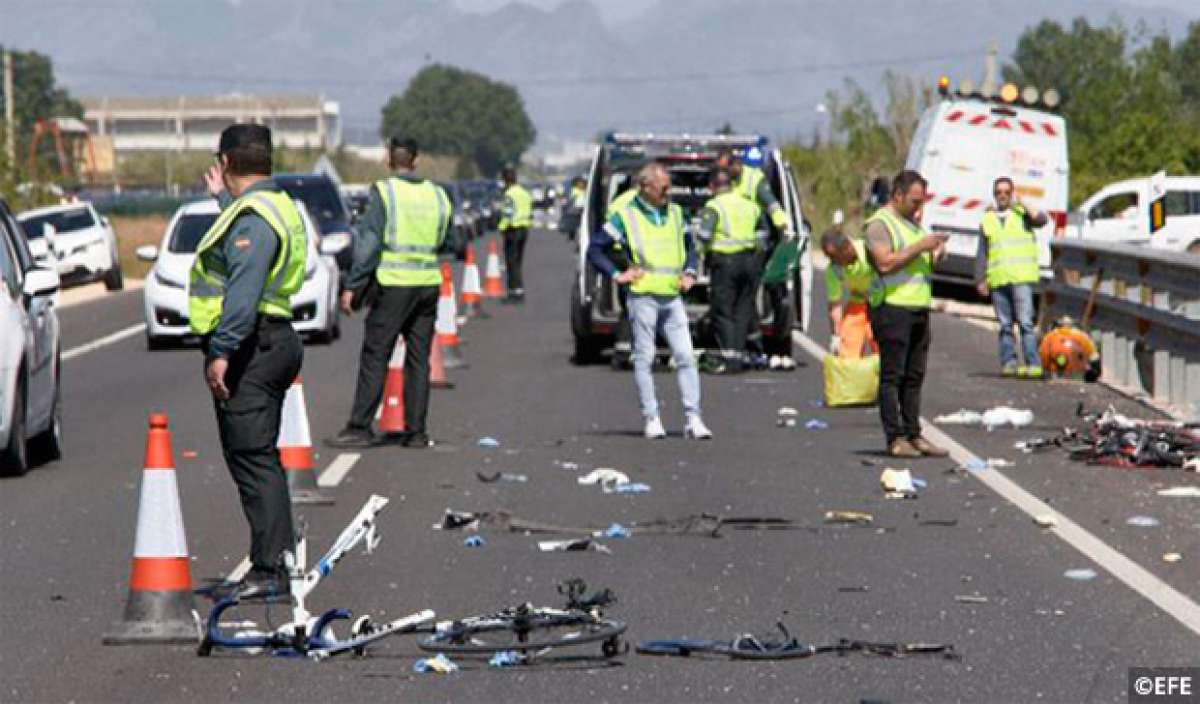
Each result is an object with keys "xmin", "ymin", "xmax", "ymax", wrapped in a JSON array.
[
  {"xmin": 628, "ymin": 293, "xmax": 701, "ymax": 420},
  {"xmin": 991, "ymin": 283, "xmax": 1039, "ymax": 368}
]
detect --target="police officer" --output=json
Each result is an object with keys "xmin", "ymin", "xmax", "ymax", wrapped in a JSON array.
[
  {"xmin": 697, "ymin": 168, "xmax": 761, "ymax": 373},
  {"xmin": 559, "ymin": 176, "xmax": 586, "ymax": 240},
  {"xmin": 498, "ymin": 165, "xmax": 533, "ymax": 301},
  {"xmin": 975, "ymin": 176, "xmax": 1047, "ymax": 378},
  {"xmin": 862, "ymin": 170, "xmax": 949, "ymax": 459},
  {"xmin": 327, "ymin": 136, "xmax": 456, "ymax": 450},
  {"xmin": 191, "ymin": 124, "xmax": 306, "ymax": 597}
]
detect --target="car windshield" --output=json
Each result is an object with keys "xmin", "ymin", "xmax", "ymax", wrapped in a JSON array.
[
  {"xmin": 20, "ymin": 206, "xmax": 96, "ymax": 238},
  {"xmin": 169, "ymin": 213, "xmax": 218, "ymax": 253},
  {"xmin": 275, "ymin": 177, "xmax": 347, "ymax": 232}
]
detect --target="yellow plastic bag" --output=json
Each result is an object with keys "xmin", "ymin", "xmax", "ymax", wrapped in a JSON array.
[{"xmin": 823, "ymin": 354, "xmax": 880, "ymax": 407}]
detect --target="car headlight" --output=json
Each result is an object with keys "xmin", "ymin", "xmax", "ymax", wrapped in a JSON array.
[{"xmin": 154, "ymin": 270, "xmax": 185, "ymax": 289}]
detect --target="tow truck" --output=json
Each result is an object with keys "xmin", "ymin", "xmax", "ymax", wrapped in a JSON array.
[{"xmin": 569, "ymin": 133, "xmax": 812, "ymax": 365}]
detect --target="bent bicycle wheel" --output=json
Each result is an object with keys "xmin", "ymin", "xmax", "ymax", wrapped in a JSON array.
[{"xmin": 418, "ymin": 614, "xmax": 626, "ymax": 655}]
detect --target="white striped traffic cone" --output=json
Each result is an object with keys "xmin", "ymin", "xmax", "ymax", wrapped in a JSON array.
[
  {"xmin": 278, "ymin": 377, "xmax": 333, "ymax": 505},
  {"xmin": 377, "ymin": 338, "xmax": 407, "ymax": 436},
  {"xmin": 483, "ymin": 239, "xmax": 505, "ymax": 299},
  {"xmin": 437, "ymin": 263, "xmax": 467, "ymax": 369},
  {"xmin": 103, "ymin": 413, "xmax": 197, "ymax": 644},
  {"xmin": 460, "ymin": 245, "xmax": 488, "ymax": 319}
]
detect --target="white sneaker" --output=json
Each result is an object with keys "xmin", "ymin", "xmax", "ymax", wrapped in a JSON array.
[
  {"xmin": 684, "ymin": 415, "xmax": 713, "ymax": 440},
  {"xmin": 768, "ymin": 355, "xmax": 782, "ymax": 370},
  {"xmin": 644, "ymin": 416, "xmax": 667, "ymax": 439}
]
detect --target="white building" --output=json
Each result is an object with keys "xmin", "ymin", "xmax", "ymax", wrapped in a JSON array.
[{"xmin": 82, "ymin": 95, "xmax": 341, "ymax": 152}]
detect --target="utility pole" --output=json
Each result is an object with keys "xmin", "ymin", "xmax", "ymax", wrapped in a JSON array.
[
  {"xmin": 3, "ymin": 50, "xmax": 16, "ymax": 180},
  {"xmin": 981, "ymin": 40, "xmax": 999, "ymax": 97}
]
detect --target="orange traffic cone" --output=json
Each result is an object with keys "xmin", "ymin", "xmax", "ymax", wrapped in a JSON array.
[
  {"xmin": 278, "ymin": 377, "xmax": 333, "ymax": 506},
  {"xmin": 460, "ymin": 245, "xmax": 488, "ymax": 319},
  {"xmin": 483, "ymin": 239, "xmax": 505, "ymax": 299},
  {"xmin": 377, "ymin": 338, "xmax": 407, "ymax": 435},
  {"xmin": 103, "ymin": 413, "xmax": 197, "ymax": 644},
  {"xmin": 430, "ymin": 336, "xmax": 455, "ymax": 389},
  {"xmin": 437, "ymin": 264, "xmax": 467, "ymax": 369}
]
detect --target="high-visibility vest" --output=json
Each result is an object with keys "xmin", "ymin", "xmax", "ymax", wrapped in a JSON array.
[
  {"xmin": 703, "ymin": 191, "xmax": 760, "ymax": 253},
  {"xmin": 499, "ymin": 184, "xmax": 533, "ymax": 230},
  {"xmin": 570, "ymin": 186, "xmax": 586, "ymax": 209},
  {"xmin": 189, "ymin": 189, "xmax": 307, "ymax": 335},
  {"xmin": 980, "ymin": 206, "xmax": 1040, "ymax": 287},
  {"xmin": 866, "ymin": 207, "xmax": 932, "ymax": 309},
  {"xmin": 607, "ymin": 188, "xmax": 637, "ymax": 219},
  {"xmin": 826, "ymin": 238, "xmax": 874, "ymax": 304},
  {"xmin": 734, "ymin": 166, "xmax": 765, "ymax": 203},
  {"xmin": 616, "ymin": 202, "xmax": 686, "ymax": 297},
  {"xmin": 375, "ymin": 177, "xmax": 451, "ymax": 287}
]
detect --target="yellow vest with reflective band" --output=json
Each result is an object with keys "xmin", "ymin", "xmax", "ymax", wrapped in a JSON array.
[
  {"xmin": 188, "ymin": 190, "xmax": 307, "ymax": 335},
  {"xmin": 826, "ymin": 238, "xmax": 875, "ymax": 304},
  {"xmin": 570, "ymin": 186, "xmax": 586, "ymax": 209},
  {"xmin": 499, "ymin": 184, "xmax": 533, "ymax": 230},
  {"xmin": 734, "ymin": 166, "xmax": 764, "ymax": 202},
  {"xmin": 375, "ymin": 177, "xmax": 451, "ymax": 287},
  {"xmin": 980, "ymin": 206, "xmax": 1039, "ymax": 288},
  {"xmin": 617, "ymin": 202, "xmax": 686, "ymax": 296},
  {"xmin": 704, "ymin": 191, "xmax": 760, "ymax": 253},
  {"xmin": 607, "ymin": 188, "xmax": 637, "ymax": 219},
  {"xmin": 866, "ymin": 207, "xmax": 932, "ymax": 309}
]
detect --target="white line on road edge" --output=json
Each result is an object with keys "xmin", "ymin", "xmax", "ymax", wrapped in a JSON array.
[
  {"xmin": 61, "ymin": 323, "xmax": 146, "ymax": 361},
  {"xmin": 318, "ymin": 453, "xmax": 360, "ymax": 488},
  {"xmin": 224, "ymin": 556, "xmax": 251, "ymax": 585},
  {"xmin": 792, "ymin": 328, "xmax": 1200, "ymax": 637}
]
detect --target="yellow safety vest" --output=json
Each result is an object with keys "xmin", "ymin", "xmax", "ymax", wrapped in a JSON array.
[
  {"xmin": 499, "ymin": 184, "xmax": 533, "ymax": 230},
  {"xmin": 607, "ymin": 188, "xmax": 637, "ymax": 219},
  {"xmin": 375, "ymin": 177, "xmax": 451, "ymax": 287},
  {"xmin": 866, "ymin": 207, "xmax": 932, "ymax": 309},
  {"xmin": 189, "ymin": 190, "xmax": 307, "ymax": 335},
  {"xmin": 980, "ymin": 207, "xmax": 1039, "ymax": 287},
  {"xmin": 704, "ymin": 191, "xmax": 760, "ymax": 253},
  {"xmin": 570, "ymin": 186, "xmax": 586, "ymax": 209},
  {"xmin": 826, "ymin": 238, "xmax": 874, "ymax": 304},
  {"xmin": 617, "ymin": 202, "xmax": 686, "ymax": 297}
]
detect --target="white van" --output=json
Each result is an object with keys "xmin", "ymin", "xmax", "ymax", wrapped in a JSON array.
[
  {"xmin": 1072, "ymin": 176, "xmax": 1200, "ymax": 254},
  {"xmin": 905, "ymin": 96, "xmax": 1069, "ymax": 283}
]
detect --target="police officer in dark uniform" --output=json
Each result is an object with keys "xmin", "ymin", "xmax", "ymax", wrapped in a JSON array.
[{"xmin": 190, "ymin": 124, "xmax": 307, "ymax": 597}]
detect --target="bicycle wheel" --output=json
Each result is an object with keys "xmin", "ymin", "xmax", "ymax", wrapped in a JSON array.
[{"xmin": 418, "ymin": 611, "xmax": 626, "ymax": 655}]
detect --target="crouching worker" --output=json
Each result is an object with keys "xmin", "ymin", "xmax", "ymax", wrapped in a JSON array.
[{"xmin": 821, "ymin": 227, "xmax": 877, "ymax": 358}]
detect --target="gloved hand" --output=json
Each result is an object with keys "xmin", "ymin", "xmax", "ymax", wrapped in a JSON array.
[{"xmin": 830, "ymin": 335, "xmax": 841, "ymax": 356}]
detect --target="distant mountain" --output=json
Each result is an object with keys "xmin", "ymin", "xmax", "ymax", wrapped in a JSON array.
[{"xmin": 0, "ymin": 0, "xmax": 1193, "ymax": 144}]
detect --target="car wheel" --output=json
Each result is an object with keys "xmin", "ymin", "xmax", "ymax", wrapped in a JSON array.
[
  {"xmin": 29, "ymin": 367, "xmax": 63, "ymax": 464},
  {"xmin": 146, "ymin": 334, "xmax": 172, "ymax": 351},
  {"xmin": 104, "ymin": 262, "xmax": 124, "ymax": 291},
  {"xmin": 0, "ymin": 373, "xmax": 29, "ymax": 477}
]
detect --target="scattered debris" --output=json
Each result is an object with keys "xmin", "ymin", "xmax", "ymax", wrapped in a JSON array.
[
  {"xmin": 476, "ymin": 471, "xmax": 528, "ymax": 483},
  {"xmin": 935, "ymin": 407, "xmax": 1033, "ymax": 430},
  {"xmin": 1063, "ymin": 568, "xmax": 1098, "ymax": 581},
  {"xmin": 613, "ymin": 482, "xmax": 651, "ymax": 494},
  {"xmin": 577, "ymin": 468, "xmax": 631, "ymax": 492},
  {"xmin": 1033, "ymin": 514, "xmax": 1058, "ymax": 528},
  {"xmin": 436, "ymin": 509, "xmax": 482, "ymax": 531},
  {"xmin": 603, "ymin": 523, "xmax": 631, "ymax": 539},
  {"xmin": 805, "ymin": 419, "xmax": 829, "ymax": 430},
  {"xmin": 1015, "ymin": 437, "xmax": 1058, "ymax": 453},
  {"xmin": 537, "ymin": 538, "xmax": 612, "ymax": 554},
  {"xmin": 935, "ymin": 410, "xmax": 983, "ymax": 425},
  {"xmin": 436, "ymin": 510, "xmax": 799, "ymax": 538},
  {"xmin": 637, "ymin": 625, "xmax": 958, "ymax": 661},
  {"xmin": 918, "ymin": 518, "xmax": 958, "ymax": 527},
  {"xmin": 838, "ymin": 586, "xmax": 871, "ymax": 593},
  {"xmin": 954, "ymin": 595, "xmax": 988, "ymax": 604},
  {"xmin": 477, "ymin": 437, "xmax": 501, "ymax": 448},
  {"xmin": 777, "ymin": 407, "xmax": 798, "ymax": 428},
  {"xmin": 556, "ymin": 461, "xmax": 580, "ymax": 471},
  {"xmin": 181, "ymin": 450, "xmax": 198, "ymax": 459},
  {"xmin": 1126, "ymin": 515, "xmax": 1160, "ymax": 528},
  {"xmin": 880, "ymin": 468, "xmax": 918, "ymax": 499},
  {"xmin": 488, "ymin": 650, "xmax": 527, "ymax": 667},
  {"xmin": 414, "ymin": 654, "xmax": 459, "ymax": 674},
  {"xmin": 1054, "ymin": 405, "xmax": 1200, "ymax": 469},
  {"xmin": 463, "ymin": 535, "xmax": 486, "ymax": 547},
  {"xmin": 1163, "ymin": 552, "xmax": 1183, "ymax": 563},
  {"xmin": 1157, "ymin": 486, "xmax": 1200, "ymax": 498},
  {"xmin": 824, "ymin": 510, "xmax": 873, "ymax": 525}
]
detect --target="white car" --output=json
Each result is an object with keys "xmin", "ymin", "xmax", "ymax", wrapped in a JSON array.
[
  {"xmin": 18, "ymin": 201, "xmax": 124, "ymax": 290},
  {"xmin": 137, "ymin": 198, "xmax": 342, "ymax": 350},
  {"xmin": 0, "ymin": 197, "xmax": 63, "ymax": 476},
  {"xmin": 1071, "ymin": 176, "xmax": 1200, "ymax": 255}
]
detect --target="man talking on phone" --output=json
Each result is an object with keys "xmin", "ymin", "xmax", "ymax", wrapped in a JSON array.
[{"xmin": 863, "ymin": 170, "xmax": 949, "ymax": 459}]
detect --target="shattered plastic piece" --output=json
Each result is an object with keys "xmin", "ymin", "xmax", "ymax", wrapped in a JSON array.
[
  {"xmin": 1033, "ymin": 514, "xmax": 1058, "ymax": 528},
  {"xmin": 1063, "ymin": 568, "xmax": 1097, "ymax": 581},
  {"xmin": 934, "ymin": 410, "xmax": 983, "ymax": 425},
  {"xmin": 805, "ymin": 419, "xmax": 829, "ymax": 430},
  {"xmin": 436, "ymin": 509, "xmax": 480, "ymax": 531},
  {"xmin": 963, "ymin": 457, "xmax": 988, "ymax": 473},
  {"xmin": 954, "ymin": 595, "xmax": 988, "ymax": 604},
  {"xmin": 911, "ymin": 477, "xmax": 928, "ymax": 490},
  {"xmin": 981, "ymin": 407, "xmax": 1034, "ymax": 430},
  {"xmin": 777, "ymin": 406, "xmax": 799, "ymax": 417},
  {"xmin": 1157, "ymin": 486, "xmax": 1200, "ymax": 498},
  {"xmin": 477, "ymin": 437, "xmax": 501, "ymax": 448},
  {"xmin": 613, "ymin": 482, "xmax": 651, "ymax": 494},
  {"xmin": 824, "ymin": 510, "xmax": 873, "ymax": 525},
  {"xmin": 463, "ymin": 535, "xmax": 486, "ymax": 547},
  {"xmin": 476, "ymin": 471, "xmax": 528, "ymax": 483},
  {"xmin": 577, "ymin": 468, "xmax": 631, "ymax": 492},
  {"xmin": 987, "ymin": 458, "xmax": 1014, "ymax": 468},
  {"xmin": 1126, "ymin": 515, "xmax": 1160, "ymax": 528},
  {"xmin": 880, "ymin": 468, "xmax": 918, "ymax": 499},
  {"xmin": 1163, "ymin": 552, "xmax": 1183, "ymax": 563},
  {"xmin": 489, "ymin": 650, "xmax": 526, "ymax": 668},
  {"xmin": 603, "ymin": 523, "xmax": 631, "ymax": 538},
  {"xmin": 414, "ymin": 653, "xmax": 459, "ymax": 674},
  {"xmin": 557, "ymin": 461, "xmax": 579, "ymax": 471},
  {"xmin": 537, "ymin": 538, "xmax": 611, "ymax": 554}
]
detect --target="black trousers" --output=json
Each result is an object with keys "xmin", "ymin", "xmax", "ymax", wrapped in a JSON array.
[
  {"xmin": 502, "ymin": 227, "xmax": 529, "ymax": 292},
  {"xmin": 709, "ymin": 250, "xmax": 759, "ymax": 362},
  {"xmin": 206, "ymin": 318, "xmax": 303, "ymax": 574},
  {"xmin": 348, "ymin": 285, "xmax": 439, "ymax": 434},
  {"xmin": 868, "ymin": 304, "xmax": 931, "ymax": 443}
]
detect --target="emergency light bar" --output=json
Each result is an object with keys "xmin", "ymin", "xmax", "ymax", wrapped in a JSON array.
[
  {"xmin": 936, "ymin": 75, "xmax": 1061, "ymax": 111},
  {"xmin": 605, "ymin": 132, "xmax": 768, "ymax": 149}
]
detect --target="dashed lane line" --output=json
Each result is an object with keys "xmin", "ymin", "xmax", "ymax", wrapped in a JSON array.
[
  {"xmin": 317, "ymin": 453, "xmax": 360, "ymax": 488},
  {"xmin": 792, "ymin": 328, "xmax": 1200, "ymax": 637},
  {"xmin": 61, "ymin": 323, "xmax": 146, "ymax": 361}
]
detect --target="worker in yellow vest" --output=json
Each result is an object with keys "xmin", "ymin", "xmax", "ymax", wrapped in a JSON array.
[
  {"xmin": 821, "ymin": 225, "xmax": 877, "ymax": 359},
  {"xmin": 975, "ymin": 176, "xmax": 1047, "ymax": 378},
  {"xmin": 190, "ymin": 124, "xmax": 306, "ymax": 598},
  {"xmin": 586, "ymin": 163, "xmax": 712, "ymax": 440},
  {"xmin": 697, "ymin": 168, "xmax": 761, "ymax": 373},
  {"xmin": 863, "ymin": 170, "xmax": 950, "ymax": 459},
  {"xmin": 498, "ymin": 165, "xmax": 534, "ymax": 302}
]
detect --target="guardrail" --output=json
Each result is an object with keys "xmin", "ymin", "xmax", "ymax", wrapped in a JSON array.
[{"xmin": 1043, "ymin": 239, "xmax": 1200, "ymax": 419}]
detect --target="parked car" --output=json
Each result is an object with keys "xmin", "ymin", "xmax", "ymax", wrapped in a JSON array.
[
  {"xmin": 1070, "ymin": 176, "xmax": 1200, "ymax": 254},
  {"xmin": 137, "ymin": 198, "xmax": 341, "ymax": 350},
  {"xmin": 18, "ymin": 201, "xmax": 124, "ymax": 290},
  {"xmin": 0, "ymin": 197, "xmax": 63, "ymax": 476},
  {"xmin": 275, "ymin": 174, "xmax": 354, "ymax": 274}
]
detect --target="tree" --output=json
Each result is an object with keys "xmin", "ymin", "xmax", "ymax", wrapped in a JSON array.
[
  {"xmin": 380, "ymin": 64, "xmax": 536, "ymax": 177},
  {"xmin": 0, "ymin": 46, "xmax": 83, "ymax": 186}
]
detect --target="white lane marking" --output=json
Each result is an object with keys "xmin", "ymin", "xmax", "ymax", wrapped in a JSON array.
[
  {"xmin": 224, "ymin": 556, "xmax": 251, "ymax": 585},
  {"xmin": 62, "ymin": 322, "xmax": 146, "ymax": 361},
  {"xmin": 57, "ymin": 279, "xmax": 144, "ymax": 309},
  {"xmin": 793, "ymin": 328, "xmax": 1200, "ymax": 637},
  {"xmin": 318, "ymin": 453, "xmax": 360, "ymax": 488}
]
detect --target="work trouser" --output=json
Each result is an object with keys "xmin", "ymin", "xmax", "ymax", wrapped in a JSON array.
[
  {"xmin": 628, "ymin": 293, "xmax": 700, "ymax": 420},
  {"xmin": 838, "ymin": 301, "xmax": 877, "ymax": 360},
  {"xmin": 348, "ymin": 285, "xmax": 439, "ymax": 434},
  {"xmin": 991, "ymin": 283, "xmax": 1039, "ymax": 368},
  {"xmin": 868, "ymin": 303, "xmax": 931, "ymax": 444},
  {"xmin": 502, "ymin": 227, "xmax": 529, "ymax": 293},
  {"xmin": 709, "ymin": 249, "xmax": 758, "ymax": 367},
  {"xmin": 205, "ymin": 317, "xmax": 303, "ymax": 575}
]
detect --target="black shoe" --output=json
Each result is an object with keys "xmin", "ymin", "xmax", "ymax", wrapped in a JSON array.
[
  {"xmin": 236, "ymin": 570, "xmax": 291, "ymax": 601},
  {"xmin": 401, "ymin": 432, "xmax": 432, "ymax": 449},
  {"xmin": 325, "ymin": 427, "xmax": 377, "ymax": 449}
]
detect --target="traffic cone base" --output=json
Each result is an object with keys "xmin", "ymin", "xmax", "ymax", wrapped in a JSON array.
[
  {"xmin": 278, "ymin": 378, "xmax": 333, "ymax": 506},
  {"xmin": 430, "ymin": 338, "xmax": 456, "ymax": 389},
  {"xmin": 378, "ymin": 338, "xmax": 407, "ymax": 434}
]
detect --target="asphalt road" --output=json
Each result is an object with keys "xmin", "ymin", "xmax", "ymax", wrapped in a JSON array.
[{"xmin": 2, "ymin": 230, "xmax": 1198, "ymax": 703}]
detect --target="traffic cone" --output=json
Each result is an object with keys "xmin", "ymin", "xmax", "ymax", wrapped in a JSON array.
[
  {"xmin": 103, "ymin": 413, "xmax": 197, "ymax": 645},
  {"xmin": 437, "ymin": 265, "xmax": 467, "ymax": 369},
  {"xmin": 460, "ymin": 245, "xmax": 488, "ymax": 319},
  {"xmin": 442, "ymin": 261, "xmax": 465, "ymax": 327},
  {"xmin": 430, "ymin": 336, "xmax": 455, "ymax": 389},
  {"xmin": 278, "ymin": 377, "xmax": 333, "ymax": 506},
  {"xmin": 483, "ymin": 239, "xmax": 505, "ymax": 299},
  {"xmin": 377, "ymin": 338, "xmax": 407, "ymax": 435}
]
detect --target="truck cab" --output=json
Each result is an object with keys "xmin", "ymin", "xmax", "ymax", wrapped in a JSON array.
[{"xmin": 570, "ymin": 133, "xmax": 812, "ymax": 365}]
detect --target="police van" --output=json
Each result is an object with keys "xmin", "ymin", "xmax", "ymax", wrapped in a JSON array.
[
  {"xmin": 570, "ymin": 133, "xmax": 812, "ymax": 365},
  {"xmin": 905, "ymin": 79, "xmax": 1069, "ymax": 284}
]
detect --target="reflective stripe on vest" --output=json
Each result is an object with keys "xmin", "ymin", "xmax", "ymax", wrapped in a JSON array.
[
  {"xmin": 188, "ymin": 190, "xmax": 307, "ymax": 334},
  {"xmin": 980, "ymin": 208, "xmax": 1039, "ymax": 287},
  {"xmin": 620, "ymin": 203, "xmax": 685, "ymax": 296},
  {"xmin": 376, "ymin": 177, "xmax": 449, "ymax": 287},
  {"xmin": 501, "ymin": 185, "xmax": 533, "ymax": 229},
  {"xmin": 866, "ymin": 208, "xmax": 932, "ymax": 309},
  {"xmin": 706, "ymin": 192, "xmax": 760, "ymax": 253}
]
